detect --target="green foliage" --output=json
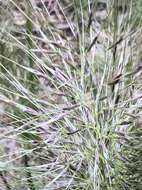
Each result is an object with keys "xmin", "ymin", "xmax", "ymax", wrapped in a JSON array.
[
  {"xmin": 115, "ymin": 120, "xmax": 142, "ymax": 190},
  {"xmin": 0, "ymin": 0, "xmax": 141, "ymax": 189}
]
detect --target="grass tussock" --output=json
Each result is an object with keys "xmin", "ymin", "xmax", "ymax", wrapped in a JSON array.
[{"xmin": 0, "ymin": 0, "xmax": 142, "ymax": 189}]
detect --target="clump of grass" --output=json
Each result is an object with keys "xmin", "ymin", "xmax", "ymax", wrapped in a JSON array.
[
  {"xmin": 0, "ymin": 0, "xmax": 141, "ymax": 189},
  {"xmin": 114, "ymin": 117, "xmax": 142, "ymax": 190}
]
